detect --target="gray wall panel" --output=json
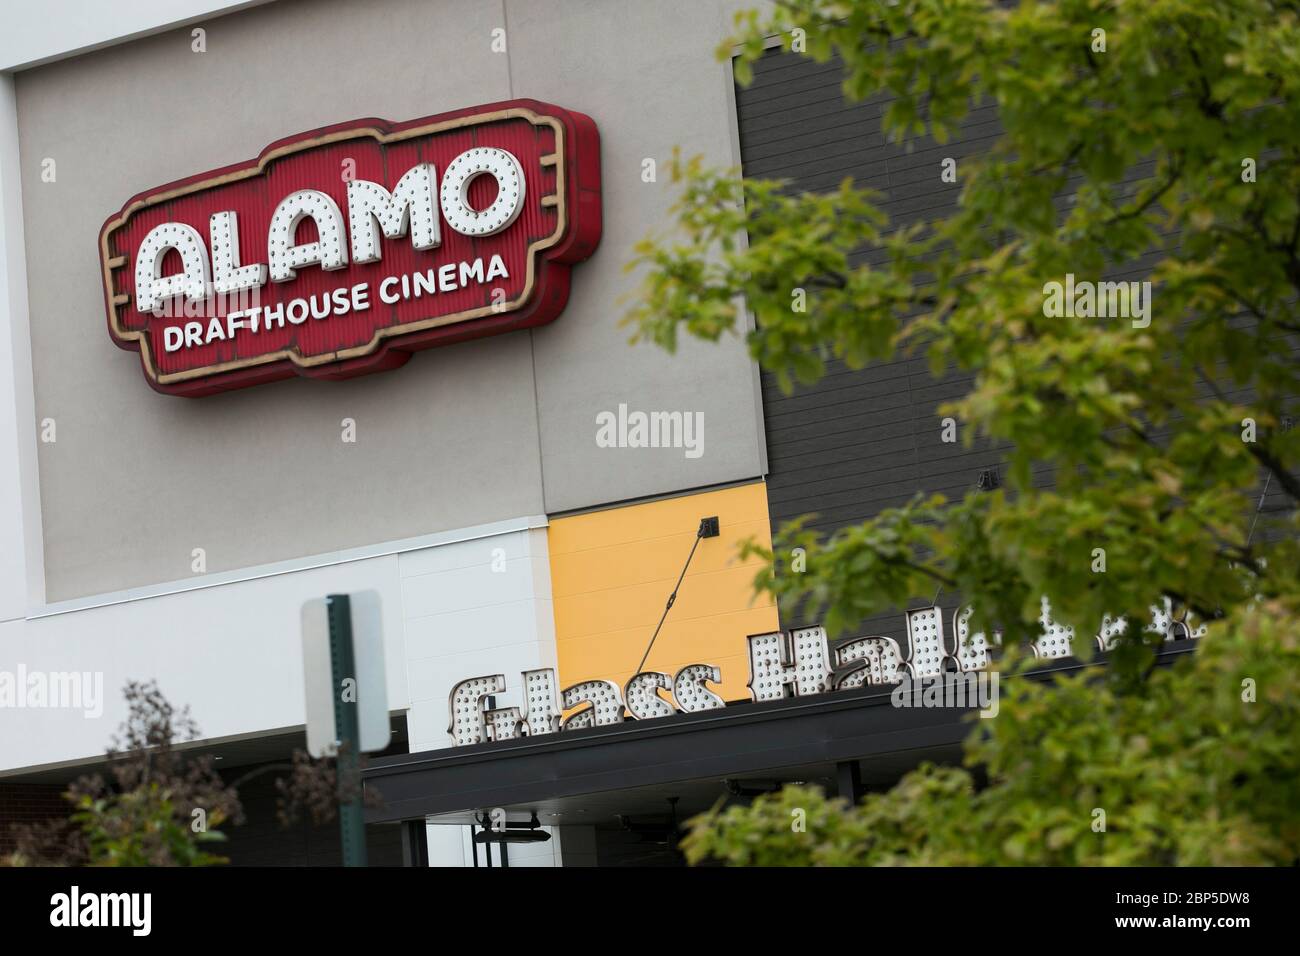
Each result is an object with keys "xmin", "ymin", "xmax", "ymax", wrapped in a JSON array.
[{"xmin": 507, "ymin": 0, "xmax": 766, "ymax": 513}]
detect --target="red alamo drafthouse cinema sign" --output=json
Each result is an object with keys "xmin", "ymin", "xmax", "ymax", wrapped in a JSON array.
[{"xmin": 99, "ymin": 100, "xmax": 602, "ymax": 396}]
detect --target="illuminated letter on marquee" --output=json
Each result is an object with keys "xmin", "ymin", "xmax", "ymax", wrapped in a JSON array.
[{"xmin": 441, "ymin": 600, "xmax": 1204, "ymax": 748}]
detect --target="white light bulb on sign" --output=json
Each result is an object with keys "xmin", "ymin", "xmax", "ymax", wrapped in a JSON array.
[
  {"xmin": 439, "ymin": 147, "xmax": 526, "ymax": 237},
  {"xmin": 745, "ymin": 627, "xmax": 833, "ymax": 702},
  {"xmin": 1146, "ymin": 597, "xmax": 1178, "ymax": 641},
  {"xmin": 563, "ymin": 710, "xmax": 594, "ymax": 731},
  {"xmin": 1031, "ymin": 597, "xmax": 1075, "ymax": 660},
  {"xmin": 447, "ymin": 674, "xmax": 505, "ymax": 747},
  {"xmin": 561, "ymin": 679, "xmax": 624, "ymax": 729},
  {"xmin": 521, "ymin": 668, "xmax": 561, "ymax": 736},
  {"xmin": 208, "ymin": 211, "xmax": 267, "ymax": 296},
  {"xmin": 833, "ymin": 635, "xmax": 903, "ymax": 687},
  {"xmin": 347, "ymin": 162, "xmax": 442, "ymax": 263},
  {"xmin": 790, "ymin": 626, "xmax": 834, "ymax": 695},
  {"xmin": 951, "ymin": 606, "xmax": 998, "ymax": 672},
  {"xmin": 904, "ymin": 606, "xmax": 947, "ymax": 677},
  {"xmin": 672, "ymin": 664, "xmax": 725, "ymax": 712},
  {"xmin": 267, "ymin": 189, "xmax": 349, "ymax": 282},
  {"xmin": 134, "ymin": 222, "xmax": 211, "ymax": 314},
  {"xmin": 624, "ymin": 671, "xmax": 675, "ymax": 720},
  {"xmin": 1095, "ymin": 613, "xmax": 1127, "ymax": 652},
  {"xmin": 484, "ymin": 706, "xmax": 525, "ymax": 742},
  {"xmin": 746, "ymin": 631, "xmax": 788, "ymax": 702}
]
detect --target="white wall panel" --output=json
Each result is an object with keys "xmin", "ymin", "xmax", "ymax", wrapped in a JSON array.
[
  {"xmin": 0, "ymin": 520, "xmax": 556, "ymax": 777},
  {"xmin": 399, "ymin": 527, "xmax": 557, "ymax": 753}
]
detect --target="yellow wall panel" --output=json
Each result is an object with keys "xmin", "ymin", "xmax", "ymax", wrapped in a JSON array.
[{"xmin": 549, "ymin": 482, "xmax": 779, "ymax": 703}]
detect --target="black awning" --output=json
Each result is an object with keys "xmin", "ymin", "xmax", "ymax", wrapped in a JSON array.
[
  {"xmin": 363, "ymin": 681, "xmax": 977, "ymax": 823},
  {"xmin": 363, "ymin": 646, "xmax": 1194, "ymax": 825}
]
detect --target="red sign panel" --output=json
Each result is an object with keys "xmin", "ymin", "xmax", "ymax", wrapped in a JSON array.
[{"xmin": 100, "ymin": 99, "xmax": 601, "ymax": 396}]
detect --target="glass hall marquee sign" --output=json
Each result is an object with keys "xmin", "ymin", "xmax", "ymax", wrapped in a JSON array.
[
  {"xmin": 447, "ymin": 599, "xmax": 1204, "ymax": 748},
  {"xmin": 99, "ymin": 100, "xmax": 602, "ymax": 396}
]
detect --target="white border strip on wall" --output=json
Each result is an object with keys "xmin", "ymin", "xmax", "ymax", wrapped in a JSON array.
[
  {"xmin": 0, "ymin": 73, "xmax": 45, "ymax": 620},
  {"xmin": 0, "ymin": 0, "xmax": 276, "ymax": 72},
  {"xmin": 28, "ymin": 513, "xmax": 550, "ymax": 620}
]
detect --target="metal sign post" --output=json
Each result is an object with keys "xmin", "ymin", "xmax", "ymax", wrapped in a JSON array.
[
  {"xmin": 302, "ymin": 590, "xmax": 390, "ymax": 868},
  {"xmin": 326, "ymin": 593, "xmax": 366, "ymax": 869}
]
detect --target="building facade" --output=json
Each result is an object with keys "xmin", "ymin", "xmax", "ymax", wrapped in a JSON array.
[{"xmin": 0, "ymin": 0, "xmax": 1193, "ymax": 867}]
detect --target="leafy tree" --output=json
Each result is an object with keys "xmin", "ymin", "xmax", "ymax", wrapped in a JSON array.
[
  {"xmin": 624, "ymin": 0, "xmax": 1300, "ymax": 863},
  {"xmin": 4, "ymin": 681, "xmax": 382, "ymax": 867},
  {"xmin": 682, "ymin": 600, "xmax": 1300, "ymax": 865},
  {"xmin": 273, "ymin": 743, "xmax": 384, "ymax": 828},
  {"xmin": 4, "ymin": 679, "xmax": 382, "ymax": 867},
  {"xmin": 6, "ymin": 681, "xmax": 241, "ymax": 867}
]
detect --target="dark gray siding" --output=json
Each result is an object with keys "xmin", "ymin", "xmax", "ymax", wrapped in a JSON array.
[{"xmin": 738, "ymin": 48, "xmax": 1006, "ymax": 646}]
